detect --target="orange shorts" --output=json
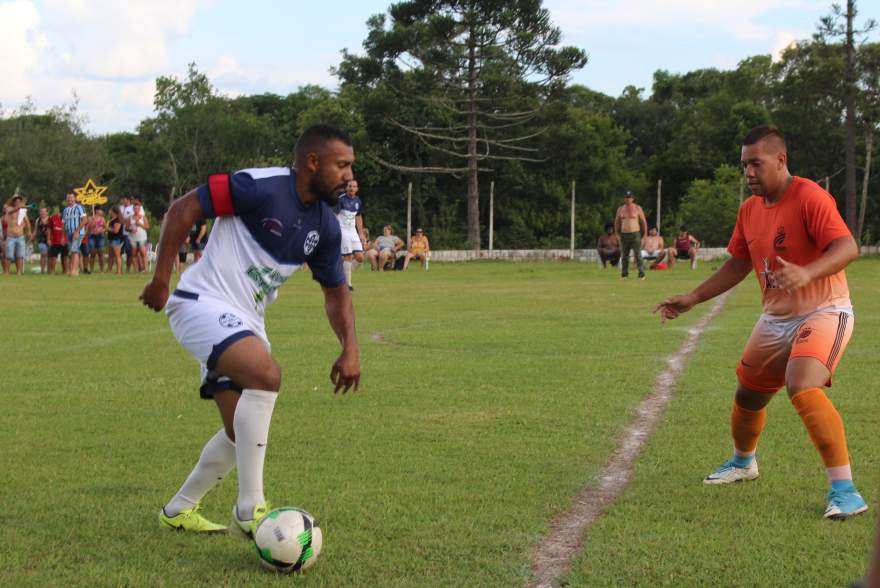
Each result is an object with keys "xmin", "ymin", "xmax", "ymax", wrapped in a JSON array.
[{"xmin": 736, "ymin": 307, "xmax": 853, "ymax": 393}]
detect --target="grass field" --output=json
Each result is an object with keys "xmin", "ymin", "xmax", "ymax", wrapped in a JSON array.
[{"xmin": 1, "ymin": 257, "xmax": 877, "ymax": 587}]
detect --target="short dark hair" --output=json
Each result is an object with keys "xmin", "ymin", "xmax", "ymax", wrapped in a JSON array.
[
  {"xmin": 742, "ymin": 125, "xmax": 786, "ymax": 148},
  {"xmin": 295, "ymin": 124, "xmax": 352, "ymax": 163},
  {"xmin": 680, "ymin": 225, "xmax": 687, "ymax": 231},
  {"xmin": 604, "ymin": 222, "xmax": 614, "ymax": 231}
]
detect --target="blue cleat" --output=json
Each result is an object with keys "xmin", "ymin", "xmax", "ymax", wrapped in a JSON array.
[{"xmin": 824, "ymin": 484, "xmax": 868, "ymax": 520}]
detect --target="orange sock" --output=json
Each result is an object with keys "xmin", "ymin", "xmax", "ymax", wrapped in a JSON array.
[
  {"xmin": 791, "ymin": 387, "xmax": 850, "ymax": 469},
  {"xmin": 731, "ymin": 403, "xmax": 766, "ymax": 455}
]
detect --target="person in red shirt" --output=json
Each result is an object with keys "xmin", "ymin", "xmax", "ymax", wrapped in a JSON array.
[
  {"xmin": 655, "ymin": 126, "xmax": 865, "ymax": 519},
  {"xmin": 46, "ymin": 205, "xmax": 68, "ymax": 275}
]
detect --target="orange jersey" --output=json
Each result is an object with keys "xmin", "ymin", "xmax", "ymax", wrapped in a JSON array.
[{"xmin": 728, "ymin": 176, "xmax": 852, "ymax": 318}]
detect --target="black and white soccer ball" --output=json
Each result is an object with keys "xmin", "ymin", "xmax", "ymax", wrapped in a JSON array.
[{"xmin": 253, "ymin": 507, "xmax": 322, "ymax": 573}]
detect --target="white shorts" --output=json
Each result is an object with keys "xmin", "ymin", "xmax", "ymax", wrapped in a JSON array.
[
  {"xmin": 340, "ymin": 228, "xmax": 363, "ymax": 255},
  {"xmin": 165, "ymin": 290, "xmax": 270, "ymax": 399},
  {"xmin": 642, "ymin": 249, "xmax": 662, "ymax": 259}
]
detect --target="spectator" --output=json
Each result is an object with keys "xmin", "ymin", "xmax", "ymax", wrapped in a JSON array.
[
  {"xmin": 33, "ymin": 206, "xmax": 51, "ymax": 274},
  {"xmin": 3, "ymin": 196, "xmax": 31, "ymax": 275},
  {"xmin": 79, "ymin": 208, "xmax": 91, "ymax": 274},
  {"xmin": 367, "ymin": 225, "xmax": 403, "ymax": 271},
  {"xmin": 62, "ymin": 193, "xmax": 88, "ymax": 276},
  {"xmin": 403, "ymin": 228, "xmax": 430, "ymax": 270},
  {"xmin": 47, "ymin": 205, "xmax": 68, "ymax": 274},
  {"xmin": 190, "ymin": 217, "xmax": 207, "ymax": 262},
  {"xmin": 0, "ymin": 213, "xmax": 6, "ymax": 275},
  {"xmin": 128, "ymin": 200, "xmax": 150, "ymax": 272},
  {"xmin": 614, "ymin": 190, "xmax": 647, "ymax": 280},
  {"xmin": 596, "ymin": 222, "xmax": 621, "ymax": 269},
  {"xmin": 88, "ymin": 206, "xmax": 106, "ymax": 273},
  {"xmin": 667, "ymin": 225, "xmax": 700, "ymax": 270},
  {"xmin": 107, "ymin": 205, "xmax": 125, "ymax": 275},
  {"xmin": 641, "ymin": 227, "xmax": 667, "ymax": 269},
  {"xmin": 119, "ymin": 195, "xmax": 135, "ymax": 272}
]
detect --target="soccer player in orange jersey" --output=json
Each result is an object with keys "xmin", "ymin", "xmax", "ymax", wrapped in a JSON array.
[{"xmin": 654, "ymin": 125, "xmax": 866, "ymax": 519}]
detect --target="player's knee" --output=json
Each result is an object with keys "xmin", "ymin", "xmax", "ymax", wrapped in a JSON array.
[{"xmin": 247, "ymin": 359, "xmax": 281, "ymax": 392}]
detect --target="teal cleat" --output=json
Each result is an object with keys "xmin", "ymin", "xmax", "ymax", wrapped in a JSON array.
[{"xmin": 824, "ymin": 485, "xmax": 868, "ymax": 520}]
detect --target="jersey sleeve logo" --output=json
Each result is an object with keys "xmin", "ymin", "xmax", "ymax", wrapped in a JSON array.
[{"xmin": 304, "ymin": 230, "xmax": 320, "ymax": 255}]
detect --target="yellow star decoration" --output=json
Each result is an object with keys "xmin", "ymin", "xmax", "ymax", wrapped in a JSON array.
[{"xmin": 74, "ymin": 178, "xmax": 109, "ymax": 206}]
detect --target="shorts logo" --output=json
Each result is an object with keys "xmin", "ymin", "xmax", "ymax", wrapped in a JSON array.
[
  {"xmin": 219, "ymin": 313, "xmax": 243, "ymax": 328},
  {"xmin": 796, "ymin": 327, "xmax": 812, "ymax": 343},
  {"xmin": 304, "ymin": 230, "xmax": 320, "ymax": 255}
]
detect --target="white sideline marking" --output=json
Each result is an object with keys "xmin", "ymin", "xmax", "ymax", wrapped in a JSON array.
[{"xmin": 527, "ymin": 291, "xmax": 732, "ymax": 588}]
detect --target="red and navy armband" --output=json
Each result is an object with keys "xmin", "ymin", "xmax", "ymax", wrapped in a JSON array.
[{"xmin": 197, "ymin": 173, "xmax": 234, "ymax": 218}]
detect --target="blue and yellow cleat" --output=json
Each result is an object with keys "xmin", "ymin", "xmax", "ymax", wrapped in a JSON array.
[
  {"xmin": 159, "ymin": 504, "xmax": 227, "ymax": 534},
  {"xmin": 824, "ymin": 484, "xmax": 868, "ymax": 520}
]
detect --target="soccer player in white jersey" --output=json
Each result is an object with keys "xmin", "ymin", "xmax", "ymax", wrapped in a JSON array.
[
  {"xmin": 140, "ymin": 124, "xmax": 360, "ymax": 536},
  {"xmin": 336, "ymin": 179, "xmax": 366, "ymax": 291}
]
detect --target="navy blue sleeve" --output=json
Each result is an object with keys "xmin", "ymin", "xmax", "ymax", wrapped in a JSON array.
[
  {"xmin": 309, "ymin": 211, "xmax": 346, "ymax": 288},
  {"xmin": 196, "ymin": 170, "xmax": 268, "ymax": 218}
]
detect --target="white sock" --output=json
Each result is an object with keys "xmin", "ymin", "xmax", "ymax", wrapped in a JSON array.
[
  {"xmin": 234, "ymin": 389, "xmax": 277, "ymax": 520},
  {"xmin": 165, "ymin": 428, "xmax": 236, "ymax": 516},
  {"xmin": 343, "ymin": 260, "xmax": 352, "ymax": 286}
]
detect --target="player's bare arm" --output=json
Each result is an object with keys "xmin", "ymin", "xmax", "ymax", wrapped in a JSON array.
[
  {"xmin": 140, "ymin": 190, "xmax": 204, "ymax": 311},
  {"xmin": 639, "ymin": 207, "xmax": 647, "ymax": 235},
  {"xmin": 323, "ymin": 284, "xmax": 360, "ymax": 393},
  {"xmin": 654, "ymin": 256, "xmax": 752, "ymax": 322},
  {"xmin": 775, "ymin": 234, "xmax": 858, "ymax": 292}
]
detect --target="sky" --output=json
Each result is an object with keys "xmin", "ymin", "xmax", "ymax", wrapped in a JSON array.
[{"xmin": 1, "ymin": 0, "xmax": 874, "ymax": 135}]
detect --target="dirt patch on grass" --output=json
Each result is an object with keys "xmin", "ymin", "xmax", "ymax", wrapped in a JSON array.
[{"xmin": 527, "ymin": 291, "xmax": 732, "ymax": 588}]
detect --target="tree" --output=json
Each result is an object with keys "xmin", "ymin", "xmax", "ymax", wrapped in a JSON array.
[
  {"xmin": 678, "ymin": 164, "xmax": 742, "ymax": 246},
  {"xmin": 816, "ymin": 0, "xmax": 877, "ymax": 232},
  {"xmin": 337, "ymin": 0, "xmax": 587, "ymax": 250}
]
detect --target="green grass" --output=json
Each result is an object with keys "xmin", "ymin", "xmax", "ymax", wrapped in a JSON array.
[{"xmin": 0, "ymin": 258, "xmax": 876, "ymax": 586}]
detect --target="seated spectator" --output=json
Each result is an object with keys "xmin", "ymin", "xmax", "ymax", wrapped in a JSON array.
[
  {"xmin": 403, "ymin": 228, "xmax": 430, "ymax": 270},
  {"xmin": 640, "ymin": 227, "xmax": 666, "ymax": 269},
  {"xmin": 596, "ymin": 222, "xmax": 621, "ymax": 269},
  {"xmin": 667, "ymin": 225, "xmax": 700, "ymax": 270},
  {"xmin": 367, "ymin": 225, "xmax": 404, "ymax": 271}
]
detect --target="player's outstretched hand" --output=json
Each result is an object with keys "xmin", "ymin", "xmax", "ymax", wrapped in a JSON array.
[
  {"xmin": 139, "ymin": 278, "xmax": 169, "ymax": 312},
  {"xmin": 653, "ymin": 292, "xmax": 698, "ymax": 323},
  {"xmin": 775, "ymin": 256, "xmax": 812, "ymax": 292},
  {"xmin": 330, "ymin": 351, "xmax": 360, "ymax": 394}
]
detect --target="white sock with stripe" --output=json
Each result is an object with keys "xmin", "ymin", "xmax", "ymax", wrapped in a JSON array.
[
  {"xmin": 165, "ymin": 428, "xmax": 236, "ymax": 517},
  {"xmin": 234, "ymin": 389, "xmax": 277, "ymax": 520},
  {"xmin": 343, "ymin": 260, "xmax": 353, "ymax": 286}
]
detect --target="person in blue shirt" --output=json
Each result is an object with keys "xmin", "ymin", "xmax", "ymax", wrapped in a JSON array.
[{"xmin": 140, "ymin": 124, "xmax": 361, "ymax": 537}]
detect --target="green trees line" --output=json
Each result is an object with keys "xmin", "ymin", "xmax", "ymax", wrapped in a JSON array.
[{"xmin": 1, "ymin": 2, "xmax": 878, "ymax": 250}]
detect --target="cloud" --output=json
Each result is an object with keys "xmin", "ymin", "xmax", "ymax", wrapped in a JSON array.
[
  {"xmin": 41, "ymin": 0, "xmax": 201, "ymax": 79},
  {"xmin": 544, "ymin": 0, "xmax": 814, "ymax": 44},
  {"xmin": 0, "ymin": 0, "xmax": 49, "ymax": 105}
]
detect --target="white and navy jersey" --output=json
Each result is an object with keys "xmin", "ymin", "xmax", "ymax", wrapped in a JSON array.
[
  {"xmin": 175, "ymin": 167, "xmax": 345, "ymax": 322},
  {"xmin": 335, "ymin": 194, "xmax": 362, "ymax": 231}
]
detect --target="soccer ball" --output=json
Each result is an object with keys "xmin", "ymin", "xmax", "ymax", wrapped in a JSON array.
[{"xmin": 253, "ymin": 507, "xmax": 322, "ymax": 573}]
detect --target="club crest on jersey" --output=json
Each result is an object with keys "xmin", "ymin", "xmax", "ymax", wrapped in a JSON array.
[
  {"xmin": 304, "ymin": 230, "xmax": 320, "ymax": 255},
  {"xmin": 261, "ymin": 217, "xmax": 283, "ymax": 237},
  {"xmin": 219, "ymin": 313, "xmax": 243, "ymax": 328},
  {"xmin": 774, "ymin": 225, "xmax": 786, "ymax": 250}
]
